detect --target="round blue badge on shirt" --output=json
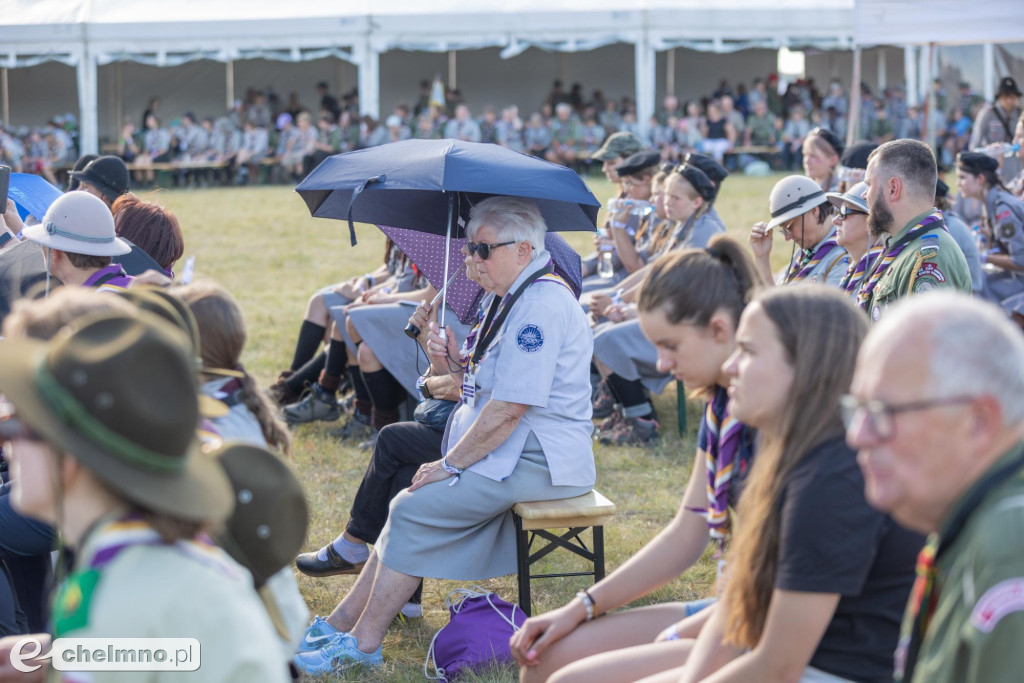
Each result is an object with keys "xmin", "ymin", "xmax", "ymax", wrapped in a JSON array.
[{"xmin": 517, "ymin": 323, "xmax": 544, "ymax": 353}]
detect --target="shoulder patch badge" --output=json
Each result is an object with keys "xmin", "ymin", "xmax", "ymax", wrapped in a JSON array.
[
  {"xmin": 1001, "ymin": 223, "xmax": 1017, "ymax": 239},
  {"xmin": 516, "ymin": 323, "xmax": 544, "ymax": 353},
  {"xmin": 53, "ymin": 569, "xmax": 102, "ymax": 636},
  {"xmin": 916, "ymin": 262, "xmax": 947, "ymax": 284},
  {"xmin": 971, "ymin": 578, "xmax": 1024, "ymax": 633}
]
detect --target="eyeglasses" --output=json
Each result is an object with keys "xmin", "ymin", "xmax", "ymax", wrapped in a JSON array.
[
  {"xmin": 835, "ymin": 205, "xmax": 867, "ymax": 221},
  {"xmin": 465, "ymin": 240, "xmax": 516, "ymax": 260},
  {"xmin": 839, "ymin": 394, "xmax": 977, "ymax": 442}
]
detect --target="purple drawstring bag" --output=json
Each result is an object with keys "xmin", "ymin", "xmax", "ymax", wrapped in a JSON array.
[{"xmin": 425, "ymin": 586, "xmax": 526, "ymax": 680}]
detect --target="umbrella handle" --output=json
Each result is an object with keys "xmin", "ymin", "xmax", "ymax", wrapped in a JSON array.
[{"xmin": 345, "ymin": 174, "xmax": 385, "ymax": 246}]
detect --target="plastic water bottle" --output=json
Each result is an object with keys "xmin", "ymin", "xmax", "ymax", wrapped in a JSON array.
[
  {"xmin": 611, "ymin": 288, "xmax": 624, "ymax": 306},
  {"xmin": 598, "ymin": 245, "xmax": 615, "ymax": 279},
  {"xmin": 971, "ymin": 143, "xmax": 1020, "ymax": 158},
  {"xmin": 973, "ymin": 224, "xmax": 987, "ymax": 253}
]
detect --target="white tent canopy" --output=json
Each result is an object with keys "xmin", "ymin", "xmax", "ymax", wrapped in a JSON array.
[
  {"xmin": 854, "ymin": 0, "xmax": 1024, "ymax": 47},
  {"xmin": 2, "ymin": 0, "xmax": 859, "ymax": 153}
]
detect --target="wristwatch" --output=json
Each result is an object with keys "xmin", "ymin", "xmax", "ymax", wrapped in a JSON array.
[{"xmin": 416, "ymin": 375, "xmax": 433, "ymax": 400}]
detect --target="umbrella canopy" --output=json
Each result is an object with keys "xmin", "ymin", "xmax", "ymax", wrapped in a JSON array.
[
  {"xmin": 295, "ymin": 139, "xmax": 600, "ymax": 245},
  {"xmin": 378, "ymin": 227, "xmax": 582, "ymax": 324}
]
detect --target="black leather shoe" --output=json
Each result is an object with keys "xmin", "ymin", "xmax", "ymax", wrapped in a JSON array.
[{"xmin": 295, "ymin": 544, "xmax": 366, "ymax": 577}]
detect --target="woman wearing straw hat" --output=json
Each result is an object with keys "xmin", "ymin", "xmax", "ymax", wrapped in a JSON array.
[{"xmin": 0, "ymin": 312, "xmax": 288, "ymax": 681}]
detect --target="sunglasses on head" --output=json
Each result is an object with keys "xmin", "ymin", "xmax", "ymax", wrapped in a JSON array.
[
  {"xmin": 836, "ymin": 205, "xmax": 867, "ymax": 220},
  {"xmin": 465, "ymin": 240, "xmax": 516, "ymax": 260}
]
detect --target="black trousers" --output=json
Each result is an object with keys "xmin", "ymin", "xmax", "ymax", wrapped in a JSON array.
[{"xmin": 346, "ymin": 421, "xmax": 444, "ymax": 545}]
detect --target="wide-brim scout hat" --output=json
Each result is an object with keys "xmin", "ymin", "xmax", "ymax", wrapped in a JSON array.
[
  {"xmin": 683, "ymin": 152, "xmax": 729, "ymax": 188},
  {"xmin": 766, "ymin": 175, "xmax": 829, "ymax": 230},
  {"xmin": 615, "ymin": 151, "xmax": 662, "ymax": 177},
  {"xmin": 957, "ymin": 151, "xmax": 1000, "ymax": 175},
  {"xmin": 826, "ymin": 181, "xmax": 869, "ymax": 213},
  {"xmin": 23, "ymin": 191, "xmax": 131, "ymax": 257},
  {"xmin": 69, "ymin": 156, "xmax": 130, "ymax": 204},
  {"xmin": 591, "ymin": 131, "xmax": 643, "ymax": 161},
  {"xmin": 116, "ymin": 287, "xmax": 240, "ymax": 418},
  {"xmin": 212, "ymin": 441, "xmax": 308, "ymax": 587},
  {"xmin": 672, "ymin": 163, "xmax": 718, "ymax": 202},
  {"xmin": 996, "ymin": 76, "xmax": 1022, "ymax": 98},
  {"xmin": 0, "ymin": 312, "xmax": 234, "ymax": 523}
]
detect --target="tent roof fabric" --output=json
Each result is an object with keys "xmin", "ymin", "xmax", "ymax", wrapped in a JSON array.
[
  {"xmin": 0, "ymin": 0, "xmax": 857, "ymax": 64},
  {"xmin": 854, "ymin": 0, "xmax": 1024, "ymax": 47}
]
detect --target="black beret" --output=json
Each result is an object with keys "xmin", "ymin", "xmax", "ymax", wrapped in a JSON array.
[
  {"xmin": 958, "ymin": 151, "xmax": 999, "ymax": 174},
  {"xmin": 683, "ymin": 152, "xmax": 729, "ymax": 188},
  {"xmin": 672, "ymin": 163, "xmax": 717, "ymax": 202},
  {"xmin": 810, "ymin": 127, "xmax": 844, "ymax": 157},
  {"xmin": 615, "ymin": 151, "xmax": 663, "ymax": 177},
  {"xmin": 841, "ymin": 141, "xmax": 878, "ymax": 170},
  {"xmin": 935, "ymin": 178, "xmax": 949, "ymax": 198}
]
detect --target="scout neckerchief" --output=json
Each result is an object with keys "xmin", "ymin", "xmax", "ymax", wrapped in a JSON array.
[
  {"xmin": 895, "ymin": 444, "xmax": 1024, "ymax": 682},
  {"xmin": 702, "ymin": 386, "xmax": 745, "ymax": 549},
  {"xmin": 784, "ymin": 235, "xmax": 842, "ymax": 283},
  {"xmin": 856, "ymin": 211, "xmax": 944, "ymax": 310},
  {"xmin": 841, "ymin": 244, "xmax": 885, "ymax": 294},
  {"xmin": 53, "ymin": 516, "xmax": 222, "ymax": 636}
]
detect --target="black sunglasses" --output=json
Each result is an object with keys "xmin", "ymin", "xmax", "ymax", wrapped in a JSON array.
[
  {"xmin": 466, "ymin": 240, "xmax": 516, "ymax": 260},
  {"xmin": 836, "ymin": 205, "xmax": 867, "ymax": 220}
]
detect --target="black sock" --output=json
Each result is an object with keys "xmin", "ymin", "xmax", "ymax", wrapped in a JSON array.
[
  {"xmin": 285, "ymin": 351, "xmax": 326, "ymax": 394},
  {"xmin": 605, "ymin": 373, "xmax": 650, "ymax": 411},
  {"xmin": 410, "ymin": 580, "xmax": 423, "ymax": 605},
  {"xmin": 362, "ymin": 369, "xmax": 407, "ymax": 412},
  {"xmin": 325, "ymin": 338, "xmax": 348, "ymax": 380},
  {"xmin": 348, "ymin": 365, "xmax": 371, "ymax": 403},
  {"xmin": 291, "ymin": 321, "xmax": 326, "ymax": 371}
]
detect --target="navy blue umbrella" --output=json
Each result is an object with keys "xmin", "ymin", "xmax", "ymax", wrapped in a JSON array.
[
  {"xmin": 296, "ymin": 139, "xmax": 599, "ymax": 330},
  {"xmin": 296, "ymin": 138, "xmax": 600, "ymax": 245}
]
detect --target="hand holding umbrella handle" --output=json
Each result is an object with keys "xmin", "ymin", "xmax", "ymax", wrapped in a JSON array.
[{"xmin": 404, "ymin": 264, "xmax": 465, "ymax": 339}]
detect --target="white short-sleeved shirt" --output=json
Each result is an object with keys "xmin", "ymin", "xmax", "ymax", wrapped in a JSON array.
[{"xmin": 444, "ymin": 253, "xmax": 595, "ymax": 487}]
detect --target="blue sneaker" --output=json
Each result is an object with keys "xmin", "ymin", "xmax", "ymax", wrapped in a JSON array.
[
  {"xmin": 296, "ymin": 615, "xmax": 341, "ymax": 654},
  {"xmin": 293, "ymin": 633, "xmax": 382, "ymax": 675}
]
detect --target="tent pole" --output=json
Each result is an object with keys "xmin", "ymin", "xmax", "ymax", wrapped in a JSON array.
[
  {"xmin": 904, "ymin": 45, "xmax": 918, "ymax": 107},
  {"xmin": 1, "ymin": 67, "xmax": 8, "ymax": 129},
  {"xmin": 666, "ymin": 48, "xmax": 675, "ymax": 96},
  {"xmin": 634, "ymin": 36, "xmax": 655, "ymax": 143},
  {"xmin": 114, "ymin": 62, "xmax": 123, "ymax": 136},
  {"xmin": 847, "ymin": 45, "xmax": 862, "ymax": 149},
  {"xmin": 356, "ymin": 37, "xmax": 380, "ymax": 120},
  {"xmin": 226, "ymin": 60, "xmax": 235, "ymax": 112},
  {"xmin": 983, "ymin": 43, "xmax": 995, "ymax": 103},
  {"xmin": 877, "ymin": 48, "xmax": 887, "ymax": 92},
  {"xmin": 923, "ymin": 43, "xmax": 935, "ymax": 150},
  {"xmin": 448, "ymin": 50, "xmax": 456, "ymax": 91}
]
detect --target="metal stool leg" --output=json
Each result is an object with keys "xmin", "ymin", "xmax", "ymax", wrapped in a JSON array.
[
  {"xmin": 514, "ymin": 513, "xmax": 532, "ymax": 616},
  {"xmin": 593, "ymin": 525, "xmax": 606, "ymax": 582}
]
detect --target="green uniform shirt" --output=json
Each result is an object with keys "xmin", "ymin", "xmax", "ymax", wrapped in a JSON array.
[
  {"xmin": 907, "ymin": 443, "xmax": 1024, "ymax": 683},
  {"xmin": 866, "ymin": 212, "xmax": 972, "ymax": 322}
]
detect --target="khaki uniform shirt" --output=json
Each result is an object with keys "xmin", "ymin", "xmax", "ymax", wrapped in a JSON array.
[
  {"xmin": 52, "ymin": 517, "xmax": 289, "ymax": 683},
  {"xmin": 866, "ymin": 213, "xmax": 972, "ymax": 321},
  {"xmin": 908, "ymin": 444, "xmax": 1024, "ymax": 683}
]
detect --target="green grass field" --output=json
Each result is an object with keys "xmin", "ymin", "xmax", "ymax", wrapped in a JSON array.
[{"xmin": 146, "ymin": 172, "xmax": 793, "ymax": 681}]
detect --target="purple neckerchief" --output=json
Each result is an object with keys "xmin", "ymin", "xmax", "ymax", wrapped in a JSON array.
[
  {"xmin": 856, "ymin": 211, "xmax": 944, "ymax": 309},
  {"xmin": 82, "ymin": 264, "xmax": 134, "ymax": 289},
  {"xmin": 784, "ymin": 237, "xmax": 841, "ymax": 283},
  {"xmin": 704, "ymin": 386, "xmax": 744, "ymax": 548},
  {"xmin": 842, "ymin": 244, "xmax": 885, "ymax": 293}
]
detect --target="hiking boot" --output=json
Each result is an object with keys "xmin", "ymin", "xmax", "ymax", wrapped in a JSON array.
[
  {"xmin": 598, "ymin": 416, "xmax": 660, "ymax": 447},
  {"xmin": 596, "ymin": 408, "xmax": 624, "ymax": 433},
  {"xmin": 283, "ymin": 384, "xmax": 341, "ymax": 425},
  {"xmin": 328, "ymin": 409, "xmax": 373, "ymax": 440},
  {"xmin": 267, "ymin": 371, "xmax": 300, "ymax": 407},
  {"xmin": 591, "ymin": 381, "xmax": 616, "ymax": 419}
]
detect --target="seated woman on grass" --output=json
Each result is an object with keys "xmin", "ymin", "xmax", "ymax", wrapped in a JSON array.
[
  {"xmin": 511, "ymin": 235, "xmax": 765, "ymax": 682},
  {"xmin": 648, "ymin": 285, "xmax": 921, "ymax": 683}
]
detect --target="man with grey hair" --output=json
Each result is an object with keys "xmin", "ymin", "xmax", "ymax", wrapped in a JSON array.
[
  {"xmin": 844, "ymin": 291, "xmax": 1024, "ymax": 683},
  {"xmin": 857, "ymin": 139, "xmax": 971, "ymax": 321}
]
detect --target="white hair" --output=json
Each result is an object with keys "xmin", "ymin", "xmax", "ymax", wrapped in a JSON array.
[
  {"xmin": 466, "ymin": 197, "xmax": 547, "ymax": 258},
  {"xmin": 873, "ymin": 292, "xmax": 1024, "ymax": 426}
]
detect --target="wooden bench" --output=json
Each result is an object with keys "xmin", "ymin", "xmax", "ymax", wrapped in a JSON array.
[{"xmin": 512, "ymin": 490, "xmax": 616, "ymax": 615}]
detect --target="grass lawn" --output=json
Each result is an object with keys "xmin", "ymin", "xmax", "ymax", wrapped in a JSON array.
[{"xmin": 146, "ymin": 171, "xmax": 795, "ymax": 681}]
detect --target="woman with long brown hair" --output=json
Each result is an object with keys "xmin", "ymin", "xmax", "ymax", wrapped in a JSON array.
[
  {"xmin": 178, "ymin": 281, "xmax": 291, "ymax": 455},
  {"xmin": 661, "ymin": 285, "xmax": 920, "ymax": 683},
  {"xmin": 511, "ymin": 235, "xmax": 763, "ymax": 683}
]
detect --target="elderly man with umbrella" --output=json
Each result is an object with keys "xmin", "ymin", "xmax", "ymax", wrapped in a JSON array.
[{"xmin": 294, "ymin": 196, "xmax": 596, "ymax": 674}]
